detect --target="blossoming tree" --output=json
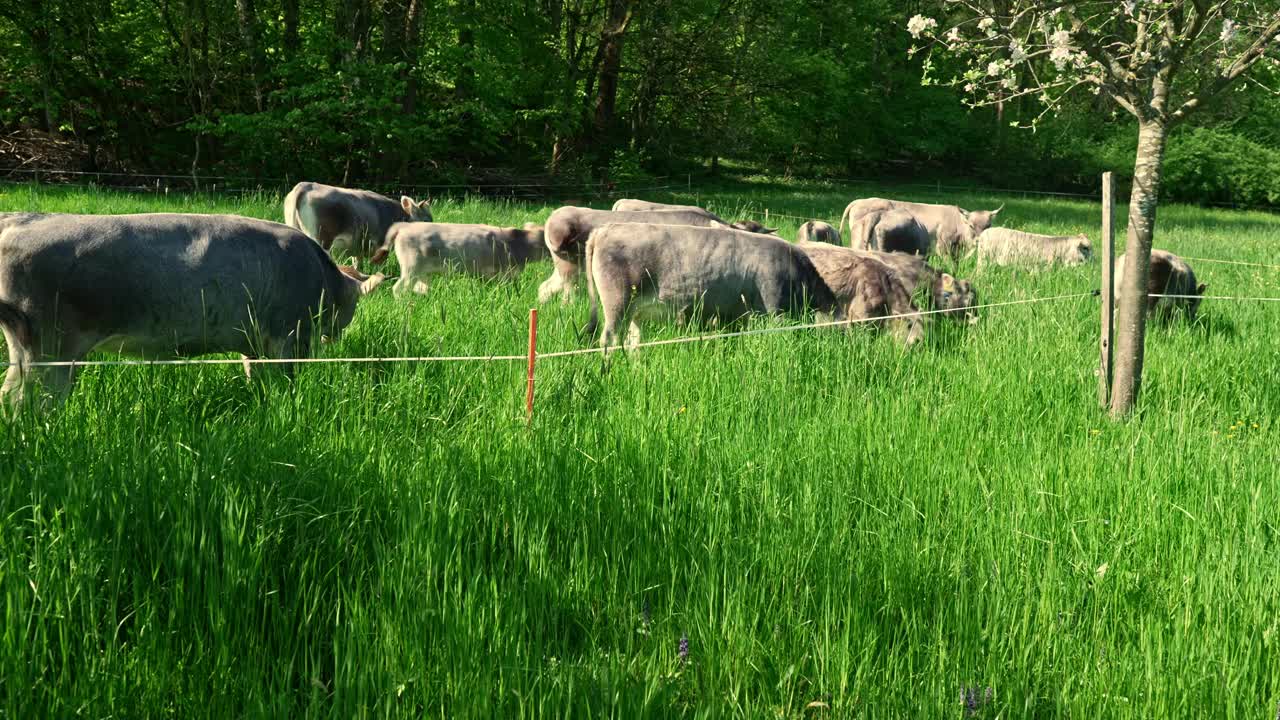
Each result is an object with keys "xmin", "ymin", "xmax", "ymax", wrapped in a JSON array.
[{"xmin": 907, "ymin": 2, "xmax": 1280, "ymax": 416}]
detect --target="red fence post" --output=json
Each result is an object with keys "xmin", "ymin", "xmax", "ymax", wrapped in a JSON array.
[{"xmin": 526, "ymin": 309, "xmax": 538, "ymax": 421}]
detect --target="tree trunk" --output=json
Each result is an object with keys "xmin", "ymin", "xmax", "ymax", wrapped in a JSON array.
[
  {"xmin": 1110, "ymin": 118, "xmax": 1170, "ymax": 417},
  {"xmin": 282, "ymin": 0, "xmax": 300, "ymax": 60},
  {"xmin": 455, "ymin": 0, "xmax": 476, "ymax": 100},
  {"xmin": 234, "ymin": 0, "xmax": 265, "ymax": 111},
  {"xmin": 590, "ymin": 0, "xmax": 631, "ymax": 164}
]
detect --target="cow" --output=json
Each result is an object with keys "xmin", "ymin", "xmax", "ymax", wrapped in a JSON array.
[
  {"xmin": 0, "ymin": 212, "xmax": 386, "ymax": 411},
  {"xmin": 582, "ymin": 223, "xmax": 838, "ymax": 351},
  {"xmin": 839, "ymin": 197, "xmax": 1002, "ymax": 260},
  {"xmin": 847, "ymin": 210, "xmax": 930, "ymax": 256},
  {"xmin": 1114, "ymin": 249, "xmax": 1207, "ymax": 322},
  {"xmin": 538, "ymin": 206, "xmax": 727, "ymax": 303},
  {"xmin": 610, "ymin": 199, "xmax": 778, "ymax": 235},
  {"xmin": 370, "ymin": 222, "xmax": 548, "ymax": 296},
  {"xmin": 799, "ymin": 241, "xmax": 981, "ymax": 330},
  {"xmin": 797, "ymin": 220, "xmax": 840, "ymax": 245},
  {"xmin": 283, "ymin": 181, "xmax": 433, "ymax": 258},
  {"xmin": 974, "ymin": 228, "xmax": 1092, "ymax": 268}
]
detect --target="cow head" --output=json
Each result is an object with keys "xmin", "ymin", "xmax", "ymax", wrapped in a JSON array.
[
  {"xmin": 400, "ymin": 195, "xmax": 433, "ymax": 221},
  {"xmin": 1189, "ymin": 282, "xmax": 1208, "ymax": 321},
  {"xmin": 1075, "ymin": 234, "xmax": 1093, "ymax": 262},
  {"xmin": 320, "ymin": 265, "xmax": 387, "ymax": 343},
  {"xmin": 962, "ymin": 204, "xmax": 1003, "ymax": 234},
  {"xmin": 729, "ymin": 220, "xmax": 779, "ymax": 235},
  {"xmin": 522, "ymin": 222, "xmax": 546, "ymax": 247},
  {"xmin": 934, "ymin": 273, "xmax": 979, "ymax": 324}
]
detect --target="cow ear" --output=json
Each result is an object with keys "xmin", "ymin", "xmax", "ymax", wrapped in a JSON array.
[
  {"xmin": 940, "ymin": 274, "xmax": 957, "ymax": 292},
  {"xmin": 401, "ymin": 196, "xmax": 415, "ymax": 214},
  {"xmin": 1197, "ymin": 283, "xmax": 1207, "ymax": 295},
  {"xmin": 709, "ymin": 220, "xmax": 725, "ymax": 229},
  {"xmin": 359, "ymin": 273, "xmax": 387, "ymax": 296}
]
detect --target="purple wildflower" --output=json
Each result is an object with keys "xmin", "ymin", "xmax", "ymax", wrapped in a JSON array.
[
  {"xmin": 960, "ymin": 686, "xmax": 993, "ymax": 716},
  {"xmin": 678, "ymin": 634, "xmax": 689, "ymax": 663}
]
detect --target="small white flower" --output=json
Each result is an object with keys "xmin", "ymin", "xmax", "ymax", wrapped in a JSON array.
[
  {"xmin": 907, "ymin": 14, "xmax": 938, "ymax": 39},
  {"xmin": 1050, "ymin": 29, "xmax": 1072, "ymax": 50},
  {"xmin": 964, "ymin": 82, "xmax": 976, "ymax": 92},
  {"xmin": 1009, "ymin": 39, "xmax": 1027, "ymax": 64},
  {"xmin": 947, "ymin": 27, "xmax": 962, "ymax": 43},
  {"xmin": 978, "ymin": 17, "xmax": 995, "ymax": 31},
  {"xmin": 1221, "ymin": 19, "xmax": 1237, "ymax": 44},
  {"xmin": 987, "ymin": 60, "xmax": 1004, "ymax": 76},
  {"xmin": 1001, "ymin": 76, "xmax": 1016, "ymax": 89},
  {"xmin": 1050, "ymin": 45, "xmax": 1073, "ymax": 70}
]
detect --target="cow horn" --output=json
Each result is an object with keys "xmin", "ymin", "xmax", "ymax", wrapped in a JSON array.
[
  {"xmin": 992, "ymin": 203, "xmax": 1005, "ymax": 215},
  {"xmin": 359, "ymin": 273, "xmax": 387, "ymax": 296}
]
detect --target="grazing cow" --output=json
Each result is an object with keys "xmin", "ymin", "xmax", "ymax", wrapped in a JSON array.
[
  {"xmin": 848, "ymin": 209, "xmax": 931, "ymax": 256},
  {"xmin": 283, "ymin": 181, "xmax": 432, "ymax": 258},
  {"xmin": 371, "ymin": 222, "xmax": 548, "ymax": 295},
  {"xmin": 583, "ymin": 223, "xmax": 838, "ymax": 350},
  {"xmin": 610, "ymin": 199, "xmax": 778, "ymax": 235},
  {"xmin": 0, "ymin": 213, "xmax": 386, "ymax": 410},
  {"xmin": 839, "ymin": 197, "xmax": 1002, "ymax": 260},
  {"xmin": 539, "ymin": 206, "xmax": 725, "ymax": 303},
  {"xmin": 1114, "ymin": 249, "xmax": 1207, "ymax": 322},
  {"xmin": 974, "ymin": 228, "xmax": 1092, "ymax": 268},
  {"xmin": 797, "ymin": 220, "xmax": 840, "ymax": 245},
  {"xmin": 799, "ymin": 241, "xmax": 980, "ymax": 330}
]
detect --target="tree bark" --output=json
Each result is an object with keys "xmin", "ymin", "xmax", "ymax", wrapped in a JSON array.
[
  {"xmin": 1110, "ymin": 118, "xmax": 1169, "ymax": 417},
  {"xmin": 455, "ymin": 0, "xmax": 476, "ymax": 100},
  {"xmin": 591, "ymin": 0, "xmax": 631, "ymax": 157},
  {"xmin": 234, "ymin": 0, "xmax": 265, "ymax": 111}
]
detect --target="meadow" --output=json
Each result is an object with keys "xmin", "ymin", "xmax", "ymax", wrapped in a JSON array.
[{"xmin": 1, "ymin": 179, "xmax": 1278, "ymax": 718}]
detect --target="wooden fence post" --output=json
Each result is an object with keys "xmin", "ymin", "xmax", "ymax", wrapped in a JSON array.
[
  {"xmin": 526, "ymin": 309, "xmax": 539, "ymax": 421},
  {"xmin": 1098, "ymin": 172, "xmax": 1115, "ymax": 408}
]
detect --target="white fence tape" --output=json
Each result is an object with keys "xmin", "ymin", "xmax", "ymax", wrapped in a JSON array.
[{"xmin": 1, "ymin": 292, "xmax": 1095, "ymax": 369}]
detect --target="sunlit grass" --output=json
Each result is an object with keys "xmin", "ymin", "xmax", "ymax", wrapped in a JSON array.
[{"xmin": 1, "ymin": 180, "xmax": 1278, "ymax": 717}]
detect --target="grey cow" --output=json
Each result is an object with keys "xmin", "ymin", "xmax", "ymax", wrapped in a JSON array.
[
  {"xmin": 1114, "ymin": 249, "xmax": 1207, "ymax": 322},
  {"xmin": 799, "ymin": 241, "xmax": 980, "ymax": 333},
  {"xmin": 846, "ymin": 210, "xmax": 931, "ymax": 256},
  {"xmin": 797, "ymin": 220, "xmax": 841, "ymax": 245},
  {"xmin": 583, "ymin": 223, "xmax": 838, "ymax": 351},
  {"xmin": 974, "ymin": 228, "xmax": 1092, "ymax": 269},
  {"xmin": 0, "ymin": 212, "xmax": 385, "ymax": 411},
  {"xmin": 538, "ymin": 206, "xmax": 726, "ymax": 303},
  {"xmin": 283, "ymin": 181, "xmax": 433, "ymax": 258},
  {"xmin": 611, "ymin": 199, "xmax": 778, "ymax": 234},
  {"xmin": 840, "ymin": 197, "xmax": 1002, "ymax": 260},
  {"xmin": 371, "ymin": 222, "xmax": 548, "ymax": 296}
]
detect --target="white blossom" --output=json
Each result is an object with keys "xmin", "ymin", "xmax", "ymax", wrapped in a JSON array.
[
  {"xmin": 1001, "ymin": 76, "xmax": 1016, "ymax": 89},
  {"xmin": 987, "ymin": 60, "xmax": 1004, "ymax": 76},
  {"xmin": 946, "ymin": 27, "xmax": 962, "ymax": 43},
  {"xmin": 907, "ymin": 15, "xmax": 937, "ymax": 38},
  {"xmin": 1050, "ymin": 29, "xmax": 1072, "ymax": 50},
  {"xmin": 1008, "ymin": 39, "xmax": 1027, "ymax": 64},
  {"xmin": 978, "ymin": 17, "xmax": 995, "ymax": 31},
  {"xmin": 1122, "ymin": 0, "xmax": 1136, "ymax": 15},
  {"xmin": 964, "ymin": 82, "xmax": 976, "ymax": 92},
  {"xmin": 1050, "ymin": 45, "xmax": 1073, "ymax": 70},
  {"xmin": 1220, "ymin": 19, "xmax": 1237, "ymax": 44}
]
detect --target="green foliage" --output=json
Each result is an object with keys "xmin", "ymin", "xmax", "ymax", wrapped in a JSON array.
[
  {"xmin": 3, "ymin": 182, "xmax": 1280, "ymax": 715},
  {"xmin": 1163, "ymin": 127, "xmax": 1280, "ymax": 207}
]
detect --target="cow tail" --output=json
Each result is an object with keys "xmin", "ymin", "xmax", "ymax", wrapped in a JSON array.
[
  {"xmin": 0, "ymin": 300, "xmax": 34, "ymax": 355},
  {"xmin": 582, "ymin": 231, "xmax": 601, "ymax": 343}
]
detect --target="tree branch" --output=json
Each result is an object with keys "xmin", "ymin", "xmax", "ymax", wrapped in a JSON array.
[{"xmin": 1171, "ymin": 11, "xmax": 1280, "ymax": 122}]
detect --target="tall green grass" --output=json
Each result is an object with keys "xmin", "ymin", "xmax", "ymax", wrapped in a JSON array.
[{"xmin": 1, "ymin": 181, "xmax": 1278, "ymax": 717}]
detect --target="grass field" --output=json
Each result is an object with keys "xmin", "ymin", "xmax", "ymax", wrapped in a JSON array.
[{"xmin": 1, "ymin": 179, "xmax": 1279, "ymax": 718}]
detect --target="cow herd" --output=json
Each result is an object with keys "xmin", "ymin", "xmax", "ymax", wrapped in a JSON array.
[{"xmin": 0, "ymin": 180, "xmax": 1208, "ymax": 410}]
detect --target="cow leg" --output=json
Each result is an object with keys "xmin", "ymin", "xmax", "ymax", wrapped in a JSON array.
[
  {"xmin": 538, "ymin": 255, "xmax": 578, "ymax": 304},
  {"xmin": 1, "ymin": 327, "xmax": 32, "ymax": 413}
]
